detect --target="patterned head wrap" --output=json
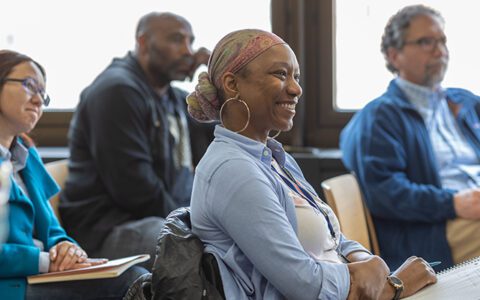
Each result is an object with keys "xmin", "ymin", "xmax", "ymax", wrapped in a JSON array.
[{"xmin": 186, "ymin": 29, "xmax": 285, "ymax": 122}]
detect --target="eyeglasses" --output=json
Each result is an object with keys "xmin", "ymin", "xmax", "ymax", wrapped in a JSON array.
[
  {"xmin": 403, "ymin": 36, "xmax": 447, "ymax": 52},
  {"xmin": 1, "ymin": 77, "xmax": 50, "ymax": 107}
]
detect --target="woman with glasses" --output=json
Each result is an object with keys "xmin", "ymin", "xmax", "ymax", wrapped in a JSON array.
[{"xmin": 0, "ymin": 50, "xmax": 147, "ymax": 300}]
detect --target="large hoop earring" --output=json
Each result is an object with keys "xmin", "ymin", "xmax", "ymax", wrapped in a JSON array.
[
  {"xmin": 269, "ymin": 130, "xmax": 281, "ymax": 139},
  {"xmin": 219, "ymin": 95, "xmax": 250, "ymax": 134}
]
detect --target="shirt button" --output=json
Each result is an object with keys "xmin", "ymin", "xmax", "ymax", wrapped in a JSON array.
[{"xmin": 263, "ymin": 150, "xmax": 269, "ymax": 156}]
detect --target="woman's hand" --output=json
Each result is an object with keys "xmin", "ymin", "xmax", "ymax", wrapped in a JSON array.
[
  {"xmin": 387, "ymin": 256, "xmax": 437, "ymax": 299},
  {"xmin": 66, "ymin": 258, "xmax": 109, "ymax": 270},
  {"xmin": 48, "ymin": 241, "xmax": 88, "ymax": 272},
  {"xmin": 347, "ymin": 255, "xmax": 390, "ymax": 299}
]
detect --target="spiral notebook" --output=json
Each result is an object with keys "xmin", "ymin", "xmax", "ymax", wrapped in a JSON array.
[{"xmin": 405, "ymin": 256, "xmax": 480, "ymax": 299}]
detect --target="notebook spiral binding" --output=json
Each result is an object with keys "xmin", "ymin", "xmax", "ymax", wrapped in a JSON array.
[{"xmin": 437, "ymin": 256, "xmax": 480, "ymax": 276}]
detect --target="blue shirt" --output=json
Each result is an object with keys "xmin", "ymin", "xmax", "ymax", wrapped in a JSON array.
[
  {"xmin": 397, "ymin": 78, "xmax": 480, "ymax": 190},
  {"xmin": 191, "ymin": 126, "xmax": 368, "ymax": 300}
]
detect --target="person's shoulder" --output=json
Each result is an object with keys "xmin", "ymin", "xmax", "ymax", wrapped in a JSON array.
[
  {"xmin": 89, "ymin": 63, "xmax": 141, "ymax": 92},
  {"xmin": 78, "ymin": 62, "xmax": 150, "ymax": 112},
  {"xmin": 349, "ymin": 81, "xmax": 402, "ymax": 118},
  {"xmin": 365, "ymin": 86, "xmax": 405, "ymax": 110},
  {"xmin": 341, "ymin": 89, "xmax": 405, "ymax": 143},
  {"xmin": 200, "ymin": 141, "xmax": 255, "ymax": 167},
  {"xmin": 349, "ymin": 92, "xmax": 401, "ymax": 127},
  {"xmin": 197, "ymin": 141, "xmax": 261, "ymax": 180},
  {"xmin": 82, "ymin": 54, "xmax": 149, "ymax": 96},
  {"xmin": 77, "ymin": 82, "xmax": 147, "ymax": 117},
  {"xmin": 446, "ymin": 87, "xmax": 480, "ymax": 104}
]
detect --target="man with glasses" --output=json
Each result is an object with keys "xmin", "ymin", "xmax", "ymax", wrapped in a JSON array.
[
  {"xmin": 340, "ymin": 4, "xmax": 480, "ymax": 271},
  {"xmin": 59, "ymin": 12, "xmax": 213, "ymax": 269}
]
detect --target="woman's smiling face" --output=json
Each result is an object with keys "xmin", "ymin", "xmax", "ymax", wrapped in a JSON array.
[{"xmin": 234, "ymin": 44, "xmax": 302, "ymax": 142}]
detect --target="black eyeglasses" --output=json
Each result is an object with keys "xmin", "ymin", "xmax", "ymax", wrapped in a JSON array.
[
  {"xmin": 1, "ymin": 77, "xmax": 50, "ymax": 107},
  {"xmin": 403, "ymin": 36, "xmax": 447, "ymax": 52}
]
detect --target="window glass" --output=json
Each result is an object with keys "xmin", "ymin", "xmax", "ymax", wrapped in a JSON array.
[
  {"xmin": 0, "ymin": 0, "xmax": 271, "ymax": 109},
  {"xmin": 336, "ymin": 0, "xmax": 480, "ymax": 110}
]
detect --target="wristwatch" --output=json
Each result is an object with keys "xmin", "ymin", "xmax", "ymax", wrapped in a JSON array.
[{"xmin": 387, "ymin": 275, "xmax": 404, "ymax": 300}]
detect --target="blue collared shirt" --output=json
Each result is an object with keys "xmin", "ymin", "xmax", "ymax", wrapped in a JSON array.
[
  {"xmin": 191, "ymin": 126, "xmax": 368, "ymax": 300},
  {"xmin": 396, "ymin": 77, "xmax": 480, "ymax": 190}
]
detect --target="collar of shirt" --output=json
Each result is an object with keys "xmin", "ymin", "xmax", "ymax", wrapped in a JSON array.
[
  {"xmin": 213, "ymin": 125, "xmax": 286, "ymax": 167},
  {"xmin": 395, "ymin": 77, "xmax": 446, "ymax": 122},
  {"xmin": 158, "ymin": 86, "xmax": 176, "ymax": 112},
  {"xmin": 0, "ymin": 139, "xmax": 29, "ymax": 173}
]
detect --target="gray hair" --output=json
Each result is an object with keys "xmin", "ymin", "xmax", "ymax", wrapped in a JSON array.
[{"xmin": 381, "ymin": 5, "xmax": 444, "ymax": 73}]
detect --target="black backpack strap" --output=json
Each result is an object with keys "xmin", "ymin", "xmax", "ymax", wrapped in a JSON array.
[{"xmin": 202, "ymin": 253, "xmax": 225, "ymax": 299}]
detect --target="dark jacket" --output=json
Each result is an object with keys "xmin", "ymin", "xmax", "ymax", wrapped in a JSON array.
[
  {"xmin": 59, "ymin": 52, "xmax": 213, "ymax": 251},
  {"xmin": 340, "ymin": 80, "xmax": 480, "ymax": 269}
]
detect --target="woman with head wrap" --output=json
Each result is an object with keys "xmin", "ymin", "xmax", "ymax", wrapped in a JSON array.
[{"xmin": 187, "ymin": 29, "xmax": 436, "ymax": 299}]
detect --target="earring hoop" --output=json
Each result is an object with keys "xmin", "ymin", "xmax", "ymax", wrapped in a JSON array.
[
  {"xmin": 269, "ymin": 130, "xmax": 281, "ymax": 139},
  {"xmin": 219, "ymin": 95, "xmax": 250, "ymax": 134}
]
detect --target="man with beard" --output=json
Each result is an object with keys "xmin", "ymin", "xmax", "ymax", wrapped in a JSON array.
[
  {"xmin": 59, "ymin": 12, "xmax": 213, "ymax": 268},
  {"xmin": 340, "ymin": 5, "xmax": 480, "ymax": 271}
]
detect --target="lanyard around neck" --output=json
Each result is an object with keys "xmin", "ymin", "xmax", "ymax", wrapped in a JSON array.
[{"xmin": 271, "ymin": 160, "xmax": 336, "ymax": 240}]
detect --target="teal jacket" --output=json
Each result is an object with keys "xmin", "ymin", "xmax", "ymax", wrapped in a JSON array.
[{"xmin": 0, "ymin": 143, "xmax": 75, "ymax": 300}]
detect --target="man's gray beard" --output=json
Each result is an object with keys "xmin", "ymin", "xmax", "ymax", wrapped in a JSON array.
[{"xmin": 426, "ymin": 64, "xmax": 448, "ymax": 87}]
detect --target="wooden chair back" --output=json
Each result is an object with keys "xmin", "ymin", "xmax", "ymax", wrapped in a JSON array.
[
  {"xmin": 45, "ymin": 159, "xmax": 69, "ymax": 223},
  {"xmin": 321, "ymin": 174, "xmax": 380, "ymax": 255}
]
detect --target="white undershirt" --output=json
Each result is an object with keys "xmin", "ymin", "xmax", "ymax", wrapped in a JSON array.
[
  {"xmin": 271, "ymin": 159, "xmax": 342, "ymax": 263},
  {"xmin": 295, "ymin": 200, "xmax": 342, "ymax": 263}
]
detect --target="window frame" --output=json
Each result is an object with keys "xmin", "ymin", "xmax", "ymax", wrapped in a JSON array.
[
  {"xmin": 303, "ymin": 0, "xmax": 353, "ymax": 148},
  {"xmin": 272, "ymin": 0, "xmax": 353, "ymax": 148}
]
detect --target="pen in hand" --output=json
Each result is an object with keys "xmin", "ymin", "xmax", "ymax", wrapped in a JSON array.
[{"xmin": 428, "ymin": 261, "xmax": 442, "ymax": 267}]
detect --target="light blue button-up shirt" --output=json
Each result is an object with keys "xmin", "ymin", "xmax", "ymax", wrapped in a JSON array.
[
  {"xmin": 396, "ymin": 77, "xmax": 480, "ymax": 190},
  {"xmin": 191, "ymin": 126, "xmax": 368, "ymax": 300}
]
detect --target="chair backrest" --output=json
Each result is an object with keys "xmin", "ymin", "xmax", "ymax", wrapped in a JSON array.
[
  {"xmin": 44, "ymin": 159, "xmax": 69, "ymax": 223},
  {"xmin": 321, "ymin": 174, "xmax": 380, "ymax": 255}
]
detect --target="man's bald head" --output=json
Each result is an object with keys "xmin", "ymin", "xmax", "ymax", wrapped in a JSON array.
[
  {"xmin": 134, "ymin": 12, "xmax": 196, "ymax": 89},
  {"xmin": 136, "ymin": 12, "xmax": 192, "ymax": 39}
]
